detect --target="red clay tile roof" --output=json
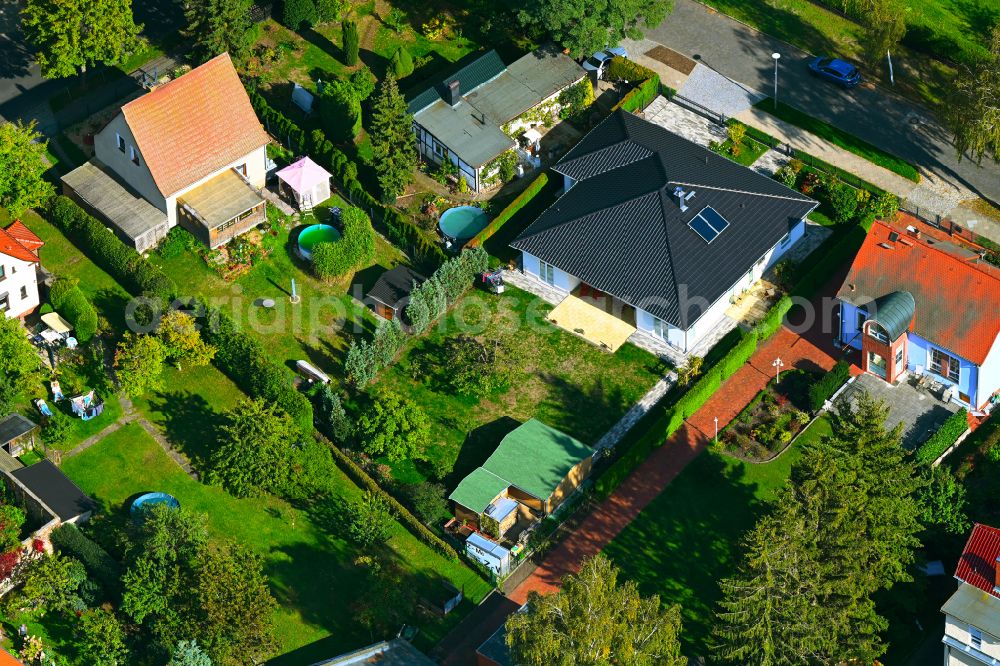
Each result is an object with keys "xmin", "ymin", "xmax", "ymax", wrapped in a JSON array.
[
  {"xmin": 120, "ymin": 52, "xmax": 269, "ymax": 197},
  {"xmin": 836, "ymin": 220, "xmax": 1000, "ymax": 365},
  {"xmin": 0, "ymin": 649, "xmax": 22, "ymax": 666},
  {"xmin": 955, "ymin": 523, "xmax": 1000, "ymax": 596},
  {"xmin": 0, "ymin": 222, "xmax": 42, "ymax": 263},
  {"xmin": 3, "ymin": 220, "xmax": 43, "ymax": 250}
]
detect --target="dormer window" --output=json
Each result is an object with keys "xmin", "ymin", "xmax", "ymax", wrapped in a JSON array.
[
  {"xmin": 117, "ymin": 133, "xmax": 126, "ymax": 153},
  {"xmin": 130, "ymin": 146, "xmax": 140, "ymax": 166},
  {"xmin": 867, "ymin": 322, "xmax": 890, "ymax": 344}
]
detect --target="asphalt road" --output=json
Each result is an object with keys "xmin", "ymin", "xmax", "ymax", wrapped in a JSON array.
[{"xmin": 647, "ymin": 0, "xmax": 1000, "ymax": 205}]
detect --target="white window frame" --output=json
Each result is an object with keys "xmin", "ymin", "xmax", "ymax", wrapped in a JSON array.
[
  {"xmin": 867, "ymin": 322, "xmax": 890, "ymax": 344},
  {"xmin": 929, "ymin": 347, "xmax": 960, "ymax": 384},
  {"xmin": 652, "ymin": 318, "xmax": 669, "ymax": 341},
  {"xmin": 538, "ymin": 260, "xmax": 556, "ymax": 286},
  {"xmin": 970, "ymin": 625, "xmax": 983, "ymax": 649}
]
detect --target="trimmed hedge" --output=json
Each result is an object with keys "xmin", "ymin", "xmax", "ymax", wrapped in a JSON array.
[
  {"xmin": 915, "ymin": 409, "xmax": 969, "ymax": 464},
  {"xmin": 466, "ymin": 172, "xmax": 549, "ymax": 249},
  {"xmin": 718, "ymin": 328, "xmax": 759, "ymax": 379},
  {"xmin": 200, "ymin": 301, "xmax": 314, "ymax": 431},
  {"xmin": 319, "ymin": 432, "xmax": 460, "ymax": 560},
  {"xmin": 384, "ymin": 207, "xmax": 447, "ymax": 266},
  {"xmin": 807, "ymin": 360, "xmax": 851, "ymax": 411},
  {"xmin": 58, "ymin": 286, "xmax": 98, "ymax": 342},
  {"xmin": 50, "ymin": 523, "xmax": 122, "ymax": 597},
  {"xmin": 612, "ymin": 73, "xmax": 661, "ymax": 113},
  {"xmin": 46, "ymin": 196, "xmax": 176, "ymax": 299},
  {"xmin": 755, "ymin": 294, "xmax": 792, "ymax": 340}
]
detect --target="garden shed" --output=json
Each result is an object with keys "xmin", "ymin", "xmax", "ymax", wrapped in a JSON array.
[
  {"xmin": 276, "ymin": 157, "xmax": 332, "ymax": 211},
  {"xmin": 366, "ymin": 265, "xmax": 426, "ymax": 321},
  {"xmin": 0, "ymin": 414, "xmax": 38, "ymax": 457},
  {"xmin": 5, "ymin": 459, "xmax": 97, "ymax": 525}
]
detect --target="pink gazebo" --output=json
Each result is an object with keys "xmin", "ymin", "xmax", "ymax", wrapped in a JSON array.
[{"xmin": 276, "ymin": 157, "xmax": 332, "ymax": 211}]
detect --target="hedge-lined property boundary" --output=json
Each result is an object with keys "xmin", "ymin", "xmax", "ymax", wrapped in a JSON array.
[
  {"xmin": 199, "ymin": 300, "xmax": 314, "ymax": 431},
  {"xmin": 466, "ymin": 172, "xmax": 549, "ymax": 249},
  {"xmin": 319, "ymin": 431, "xmax": 460, "ymax": 560},
  {"xmin": 808, "ymin": 360, "xmax": 851, "ymax": 411},
  {"xmin": 51, "ymin": 523, "xmax": 122, "ymax": 598},
  {"xmin": 612, "ymin": 73, "xmax": 661, "ymax": 114},
  {"xmin": 46, "ymin": 196, "xmax": 177, "ymax": 300},
  {"xmin": 916, "ymin": 409, "xmax": 970, "ymax": 464},
  {"xmin": 595, "ymin": 218, "xmax": 874, "ymax": 497}
]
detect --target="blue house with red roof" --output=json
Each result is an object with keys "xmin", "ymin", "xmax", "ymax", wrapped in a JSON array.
[{"xmin": 836, "ymin": 220, "xmax": 1000, "ymax": 412}]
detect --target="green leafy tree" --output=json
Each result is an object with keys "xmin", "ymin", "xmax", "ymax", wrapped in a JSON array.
[
  {"xmin": 356, "ymin": 390, "xmax": 431, "ymax": 461},
  {"xmin": 825, "ymin": 179, "xmax": 860, "ymax": 223},
  {"xmin": 170, "ymin": 640, "xmax": 213, "ymax": 666},
  {"xmin": 407, "ymin": 482, "xmax": 449, "ymax": 524},
  {"xmin": 21, "ymin": 0, "xmax": 142, "ymax": 78},
  {"xmin": 919, "ymin": 466, "xmax": 971, "ymax": 536},
  {"xmin": 318, "ymin": 69, "xmax": 375, "ymax": 142},
  {"xmin": 370, "ymin": 75, "xmax": 418, "ymax": 202},
  {"xmin": 841, "ymin": 0, "xmax": 907, "ymax": 66},
  {"xmin": 507, "ymin": 555, "xmax": 686, "ymax": 665},
  {"xmin": 518, "ymin": 0, "xmax": 674, "ymax": 58},
  {"xmin": 351, "ymin": 554, "xmax": 417, "ymax": 636},
  {"xmin": 0, "ymin": 505, "xmax": 26, "ymax": 552},
  {"xmin": 114, "ymin": 332, "xmax": 167, "ymax": 398},
  {"xmin": 282, "ymin": 0, "xmax": 317, "ymax": 29},
  {"xmin": 209, "ymin": 398, "xmax": 299, "ymax": 498},
  {"xmin": 390, "ymin": 46, "xmax": 414, "ymax": 78},
  {"xmin": 41, "ymin": 409, "xmax": 72, "ymax": 448},
  {"xmin": 18, "ymin": 552, "xmax": 89, "ymax": 613},
  {"xmin": 316, "ymin": 0, "xmax": 349, "ymax": 22},
  {"xmin": 184, "ymin": 0, "xmax": 255, "ymax": 64},
  {"xmin": 158, "ymin": 310, "xmax": 216, "ymax": 370},
  {"xmin": 0, "ymin": 120, "xmax": 54, "ymax": 215},
  {"xmin": 946, "ymin": 26, "xmax": 1000, "ymax": 164},
  {"xmin": 314, "ymin": 385, "xmax": 353, "ymax": 443},
  {"xmin": 348, "ymin": 490, "xmax": 395, "ymax": 548},
  {"xmin": 0, "ymin": 315, "xmax": 40, "ymax": 414},
  {"xmin": 342, "ymin": 20, "xmax": 359, "ymax": 65},
  {"xmin": 310, "ymin": 205, "xmax": 375, "ymax": 279},
  {"xmin": 78, "ymin": 608, "xmax": 129, "ymax": 666}
]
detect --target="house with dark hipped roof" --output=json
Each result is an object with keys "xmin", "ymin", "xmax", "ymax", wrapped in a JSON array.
[
  {"xmin": 408, "ymin": 47, "xmax": 585, "ymax": 192},
  {"xmin": 836, "ymin": 220, "xmax": 1000, "ymax": 411},
  {"xmin": 511, "ymin": 109, "xmax": 817, "ymax": 355},
  {"xmin": 449, "ymin": 419, "xmax": 593, "ymax": 540},
  {"xmin": 62, "ymin": 53, "xmax": 269, "ymax": 252},
  {"xmin": 941, "ymin": 523, "xmax": 1000, "ymax": 665}
]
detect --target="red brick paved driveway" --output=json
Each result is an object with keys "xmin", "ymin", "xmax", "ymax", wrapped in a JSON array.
[{"xmin": 509, "ymin": 324, "xmax": 854, "ymax": 604}]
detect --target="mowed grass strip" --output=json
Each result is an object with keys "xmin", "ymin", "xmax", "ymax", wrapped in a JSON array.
[{"xmin": 63, "ymin": 424, "xmax": 492, "ymax": 661}]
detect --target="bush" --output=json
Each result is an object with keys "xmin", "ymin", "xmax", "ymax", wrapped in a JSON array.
[
  {"xmin": 807, "ymin": 360, "xmax": 851, "ymax": 411},
  {"xmin": 310, "ymin": 206, "xmax": 375, "ymax": 279},
  {"xmin": 46, "ymin": 197, "xmax": 176, "ymax": 300},
  {"xmin": 466, "ymin": 173, "xmax": 548, "ymax": 249},
  {"xmin": 199, "ymin": 301, "xmax": 313, "ymax": 431},
  {"xmin": 57, "ymin": 285, "xmax": 98, "ymax": 342},
  {"xmin": 50, "ymin": 523, "xmax": 122, "ymax": 598},
  {"xmin": 825, "ymin": 179, "xmax": 860, "ymax": 223},
  {"xmin": 558, "ymin": 78, "xmax": 594, "ymax": 120},
  {"xmin": 774, "ymin": 165, "xmax": 797, "ymax": 188},
  {"xmin": 915, "ymin": 409, "xmax": 970, "ymax": 464},
  {"xmin": 320, "ymin": 432, "xmax": 459, "ymax": 559},
  {"xmin": 390, "ymin": 46, "xmax": 414, "ymax": 78},
  {"xmin": 347, "ymin": 490, "xmax": 395, "ymax": 547},
  {"xmin": 342, "ymin": 20, "xmax": 359, "ymax": 65},
  {"xmin": 603, "ymin": 57, "xmax": 656, "ymax": 83},
  {"xmin": 282, "ymin": 0, "xmax": 317, "ymax": 28},
  {"xmin": 612, "ymin": 74, "xmax": 660, "ymax": 113}
]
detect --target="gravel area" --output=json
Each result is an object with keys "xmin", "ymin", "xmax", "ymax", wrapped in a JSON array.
[
  {"xmin": 752, "ymin": 149, "xmax": 791, "ymax": 177},
  {"xmin": 676, "ymin": 63, "xmax": 765, "ymax": 118}
]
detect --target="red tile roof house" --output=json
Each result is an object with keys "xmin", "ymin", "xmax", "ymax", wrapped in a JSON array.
[
  {"xmin": 61, "ymin": 53, "xmax": 270, "ymax": 252},
  {"xmin": 941, "ymin": 523, "xmax": 1000, "ymax": 665},
  {"xmin": 836, "ymin": 220, "xmax": 1000, "ymax": 413},
  {"xmin": 0, "ymin": 220, "xmax": 44, "ymax": 319}
]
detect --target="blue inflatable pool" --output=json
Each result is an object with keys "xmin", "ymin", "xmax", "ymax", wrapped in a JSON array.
[{"xmin": 130, "ymin": 492, "xmax": 180, "ymax": 517}]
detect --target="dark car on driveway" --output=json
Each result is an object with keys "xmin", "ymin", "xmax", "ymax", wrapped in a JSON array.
[{"xmin": 808, "ymin": 56, "xmax": 862, "ymax": 88}]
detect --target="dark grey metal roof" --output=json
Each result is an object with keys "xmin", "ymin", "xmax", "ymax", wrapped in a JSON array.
[
  {"xmin": 0, "ymin": 414, "xmax": 37, "ymax": 445},
  {"xmin": 512, "ymin": 110, "xmax": 817, "ymax": 329},
  {"xmin": 867, "ymin": 290, "xmax": 915, "ymax": 341},
  {"xmin": 10, "ymin": 459, "xmax": 97, "ymax": 522},
  {"xmin": 367, "ymin": 265, "xmax": 425, "ymax": 310},
  {"xmin": 410, "ymin": 48, "xmax": 584, "ymax": 168}
]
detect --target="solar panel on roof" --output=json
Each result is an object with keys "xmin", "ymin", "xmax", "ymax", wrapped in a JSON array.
[{"xmin": 688, "ymin": 206, "xmax": 730, "ymax": 244}]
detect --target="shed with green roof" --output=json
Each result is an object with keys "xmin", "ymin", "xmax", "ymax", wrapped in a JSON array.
[{"xmin": 448, "ymin": 419, "xmax": 593, "ymax": 532}]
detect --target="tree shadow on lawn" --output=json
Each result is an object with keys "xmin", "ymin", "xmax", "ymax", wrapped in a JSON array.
[
  {"xmin": 300, "ymin": 26, "xmax": 346, "ymax": 66},
  {"xmin": 147, "ymin": 390, "xmax": 226, "ymax": 470},
  {"xmin": 603, "ymin": 450, "xmax": 769, "ymax": 658},
  {"xmin": 536, "ymin": 374, "xmax": 628, "ymax": 447},
  {"xmin": 90, "ymin": 286, "xmax": 133, "ymax": 334},
  {"xmin": 443, "ymin": 415, "xmax": 521, "ymax": 488}
]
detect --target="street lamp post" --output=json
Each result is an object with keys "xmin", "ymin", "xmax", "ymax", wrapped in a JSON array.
[
  {"xmin": 772, "ymin": 357, "xmax": 785, "ymax": 383},
  {"xmin": 714, "ymin": 416, "xmax": 719, "ymax": 444},
  {"xmin": 771, "ymin": 52, "xmax": 781, "ymax": 109}
]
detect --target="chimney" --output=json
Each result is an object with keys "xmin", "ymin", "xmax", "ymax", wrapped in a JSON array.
[
  {"xmin": 674, "ymin": 186, "xmax": 688, "ymax": 212},
  {"xmin": 447, "ymin": 80, "xmax": 461, "ymax": 107}
]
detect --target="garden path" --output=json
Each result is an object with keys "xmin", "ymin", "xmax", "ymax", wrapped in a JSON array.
[{"xmin": 507, "ymin": 324, "xmax": 852, "ymax": 604}]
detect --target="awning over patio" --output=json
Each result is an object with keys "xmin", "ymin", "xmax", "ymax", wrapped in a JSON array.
[
  {"xmin": 178, "ymin": 168, "xmax": 264, "ymax": 230},
  {"xmin": 547, "ymin": 295, "xmax": 636, "ymax": 352},
  {"xmin": 41, "ymin": 312, "xmax": 73, "ymax": 334},
  {"xmin": 61, "ymin": 160, "xmax": 168, "ymax": 242}
]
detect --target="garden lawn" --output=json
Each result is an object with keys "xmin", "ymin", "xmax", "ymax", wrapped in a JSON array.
[
  {"xmin": 62, "ymin": 424, "xmax": 491, "ymax": 664},
  {"xmin": 603, "ymin": 442, "xmax": 801, "ymax": 657},
  {"xmin": 696, "ymin": 0, "xmax": 961, "ymax": 108},
  {"xmin": 146, "ymin": 196, "xmax": 405, "ymax": 388},
  {"xmin": 753, "ymin": 100, "xmax": 920, "ymax": 182},
  {"xmin": 373, "ymin": 286, "xmax": 665, "ymax": 486},
  {"xmin": 713, "ymin": 136, "xmax": 769, "ymax": 167}
]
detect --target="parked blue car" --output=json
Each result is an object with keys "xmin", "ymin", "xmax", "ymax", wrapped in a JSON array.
[{"xmin": 808, "ymin": 56, "xmax": 862, "ymax": 88}]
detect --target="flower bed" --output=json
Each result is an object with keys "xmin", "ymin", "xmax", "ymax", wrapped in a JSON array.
[{"xmin": 718, "ymin": 370, "xmax": 817, "ymax": 461}]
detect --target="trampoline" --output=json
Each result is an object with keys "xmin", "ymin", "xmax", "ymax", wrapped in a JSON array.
[
  {"xmin": 438, "ymin": 206, "xmax": 489, "ymax": 242},
  {"xmin": 297, "ymin": 224, "xmax": 342, "ymax": 261},
  {"xmin": 130, "ymin": 492, "xmax": 180, "ymax": 518}
]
